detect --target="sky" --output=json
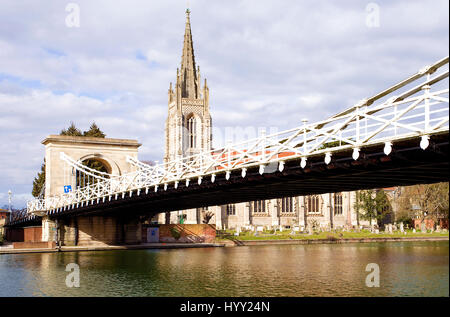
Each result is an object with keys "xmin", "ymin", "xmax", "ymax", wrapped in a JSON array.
[{"xmin": 0, "ymin": 0, "xmax": 448, "ymax": 208}]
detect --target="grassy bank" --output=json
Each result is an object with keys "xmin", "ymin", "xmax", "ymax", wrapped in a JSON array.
[{"xmin": 216, "ymin": 229, "xmax": 449, "ymax": 241}]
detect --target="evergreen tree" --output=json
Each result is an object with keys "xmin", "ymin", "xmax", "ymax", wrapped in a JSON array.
[
  {"xmin": 60, "ymin": 122, "xmax": 83, "ymax": 136},
  {"xmin": 32, "ymin": 160, "xmax": 46, "ymax": 198},
  {"xmin": 354, "ymin": 189, "xmax": 392, "ymax": 226},
  {"xmin": 83, "ymin": 122, "xmax": 106, "ymax": 138}
]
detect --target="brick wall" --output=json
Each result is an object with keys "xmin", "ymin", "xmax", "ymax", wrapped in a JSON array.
[
  {"xmin": 24, "ymin": 226, "xmax": 42, "ymax": 242},
  {"xmin": 13, "ymin": 241, "xmax": 55, "ymax": 249},
  {"xmin": 6, "ymin": 228, "xmax": 24, "ymax": 242}
]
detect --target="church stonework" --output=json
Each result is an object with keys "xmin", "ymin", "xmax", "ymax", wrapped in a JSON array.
[{"xmin": 159, "ymin": 10, "xmax": 370, "ymax": 230}]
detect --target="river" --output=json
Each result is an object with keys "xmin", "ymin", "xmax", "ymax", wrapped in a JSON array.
[{"xmin": 0, "ymin": 241, "xmax": 448, "ymax": 297}]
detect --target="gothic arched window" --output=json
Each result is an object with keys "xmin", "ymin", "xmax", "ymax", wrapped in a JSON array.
[
  {"xmin": 187, "ymin": 116, "xmax": 196, "ymax": 148},
  {"xmin": 334, "ymin": 193, "xmax": 343, "ymax": 215},
  {"xmin": 226, "ymin": 204, "xmax": 236, "ymax": 215},
  {"xmin": 281, "ymin": 197, "xmax": 293, "ymax": 213},
  {"xmin": 307, "ymin": 195, "xmax": 320, "ymax": 214},
  {"xmin": 252, "ymin": 200, "xmax": 266, "ymax": 213}
]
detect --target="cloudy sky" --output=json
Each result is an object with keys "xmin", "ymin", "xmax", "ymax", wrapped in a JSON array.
[{"xmin": 0, "ymin": 0, "xmax": 448, "ymax": 207}]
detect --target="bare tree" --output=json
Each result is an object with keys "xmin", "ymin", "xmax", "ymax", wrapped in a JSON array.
[
  {"xmin": 395, "ymin": 182, "xmax": 449, "ymax": 228},
  {"xmin": 202, "ymin": 211, "xmax": 214, "ymax": 224}
]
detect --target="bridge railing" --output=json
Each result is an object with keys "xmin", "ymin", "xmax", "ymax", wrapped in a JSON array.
[{"xmin": 26, "ymin": 56, "xmax": 449, "ymax": 215}]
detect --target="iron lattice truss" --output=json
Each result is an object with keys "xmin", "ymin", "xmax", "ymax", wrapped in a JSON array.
[
  {"xmin": 5, "ymin": 208, "xmax": 39, "ymax": 226},
  {"xmin": 26, "ymin": 56, "xmax": 449, "ymax": 216}
]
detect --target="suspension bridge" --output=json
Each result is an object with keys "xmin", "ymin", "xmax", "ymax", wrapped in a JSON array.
[{"xmin": 6, "ymin": 56, "xmax": 449, "ymax": 230}]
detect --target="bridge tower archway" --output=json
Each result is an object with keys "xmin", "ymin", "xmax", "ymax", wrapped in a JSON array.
[{"xmin": 42, "ymin": 135, "xmax": 141, "ymax": 198}]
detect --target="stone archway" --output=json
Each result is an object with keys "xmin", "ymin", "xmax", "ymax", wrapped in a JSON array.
[
  {"xmin": 75, "ymin": 155, "xmax": 113, "ymax": 188},
  {"xmin": 77, "ymin": 154, "xmax": 118, "ymax": 175}
]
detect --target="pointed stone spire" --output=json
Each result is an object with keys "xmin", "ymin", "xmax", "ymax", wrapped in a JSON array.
[{"xmin": 180, "ymin": 8, "xmax": 198, "ymax": 99}]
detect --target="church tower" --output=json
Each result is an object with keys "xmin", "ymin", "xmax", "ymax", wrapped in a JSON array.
[{"xmin": 164, "ymin": 9, "xmax": 212, "ymax": 163}]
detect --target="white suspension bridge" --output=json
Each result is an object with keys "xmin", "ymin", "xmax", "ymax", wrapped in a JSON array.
[{"xmin": 19, "ymin": 56, "xmax": 449, "ymax": 222}]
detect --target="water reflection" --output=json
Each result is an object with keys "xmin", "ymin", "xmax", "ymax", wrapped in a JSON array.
[{"xmin": 0, "ymin": 241, "xmax": 448, "ymax": 297}]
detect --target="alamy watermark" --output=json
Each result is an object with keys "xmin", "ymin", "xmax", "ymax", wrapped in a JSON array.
[
  {"xmin": 365, "ymin": 3, "xmax": 380, "ymax": 28},
  {"xmin": 65, "ymin": 3, "xmax": 80, "ymax": 28},
  {"xmin": 65, "ymin": 263, "xmax": 80, "ymax": 288},
  {"xmin": 365, "ymin": 263, "xmax": 380, "ymax": 287}
]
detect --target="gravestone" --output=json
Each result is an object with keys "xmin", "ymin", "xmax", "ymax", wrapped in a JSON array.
[
  {"xmin": 420, "ymin": 222, "xmax": 427, "ymax": 233},
  {"xmin": 399, "ymin": 222, "xmax": 404, "ymax": 233}
]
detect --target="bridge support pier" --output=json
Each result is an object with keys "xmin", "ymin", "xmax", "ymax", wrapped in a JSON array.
[
  {"xmin": 41, "ymin": 217, "xmax": 56, "ymax": 243},
  {"xmin": 41, "ymin": 215, "xmax": 142, "ymax": 246}
]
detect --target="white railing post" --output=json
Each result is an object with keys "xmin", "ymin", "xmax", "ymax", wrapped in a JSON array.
[
  {"xmin": 394, "ymin": 102, "xmax": 398, "ymax": 136},
  {"xmin": 302, "ymin": 119, "xmax": 308, "ymax": 154},
  {"xmin": 423, "ymin": 74, "xmax": 431, "ymax": 132},
  {"xmin": 355, "ymin": 103, "xmax": 361, "ymax": 145},
  {"xmin": 260, "ymin": 128, "xmax": 266, "ymax": 161},
  {"xmin": 227, "ymin": 140, "xmax": 232, "ymax": 169}
]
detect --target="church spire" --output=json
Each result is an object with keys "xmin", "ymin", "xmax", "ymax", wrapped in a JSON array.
[{"xmin": 180, "ymin": 8, "xmax": 198, "ymax": 99}]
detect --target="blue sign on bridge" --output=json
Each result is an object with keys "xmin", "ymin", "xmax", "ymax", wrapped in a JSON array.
[{"xmin": 64, "ymin": 185, "xmax": 72, "ymax": 193}]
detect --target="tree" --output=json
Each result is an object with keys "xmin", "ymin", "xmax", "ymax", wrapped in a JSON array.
[
  {"xmin": 397, "ymin": 183, "xmax": 449, "ymax": 227},
  {"xmin": 202, "ymin": 211, "xmax": 214, "ymax": 224},
  {"xmin": 354, "ymin": 189, "xmax": 392, "ymax": 226},
  {"xmin": 395, "ymin": 186, "xmax": 418, "ymax": 226},
  {"xmin": 375, "ymin": 183, "xmax": 450, "ymax": 229},
  {"xmin": 421, "ymin": 182, "xmax": 449, "ymax": 224},
  {"xmin": 60, "ymin": 122, "xmax": 83, "ymax": 136},
  {"xmin": 83, "ymin": 122, "xmax": 106, "ymax": 138},
  {"xmin": 32, "ymin": 160, "xmax": 46, "ymax": 198},
  {"xmin": 31, "ymin": 122, "xmax": 107, "ymax": 197}
]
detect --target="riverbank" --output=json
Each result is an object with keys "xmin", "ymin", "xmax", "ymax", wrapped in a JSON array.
[
  {"xmin": 219, "ymin": 236, "xmax": 449, "ymax": 247},
  {"xmin": 0, "ymin": 242, "xmax": 225, "ymax": 255},
  {"xmin": 1, "ymin": 232, "xmax": 448, "ymax": 254},
  {"xmin": 217, "ymin": 230, "xmax": 449, "ymax": 246}
]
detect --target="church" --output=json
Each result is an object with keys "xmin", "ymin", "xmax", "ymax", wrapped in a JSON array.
[{"xmin": 156, "ymin": 10, "xmax": 370, "ymax": 231}]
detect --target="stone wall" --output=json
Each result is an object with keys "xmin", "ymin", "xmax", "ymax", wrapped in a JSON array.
[{"xmin": 59, "ymin": 215, "xmax": 142, "ymax": 246}]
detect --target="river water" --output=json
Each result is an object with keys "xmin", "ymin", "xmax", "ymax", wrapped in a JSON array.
[{"xmin": 0, "ymin": 241, "xmax": 448, "ymax": 297}]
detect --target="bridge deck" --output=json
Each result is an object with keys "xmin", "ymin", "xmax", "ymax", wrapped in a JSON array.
[{"xmin": 41, "ymin": 132, "xmax": 448, "ymax": 220}]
